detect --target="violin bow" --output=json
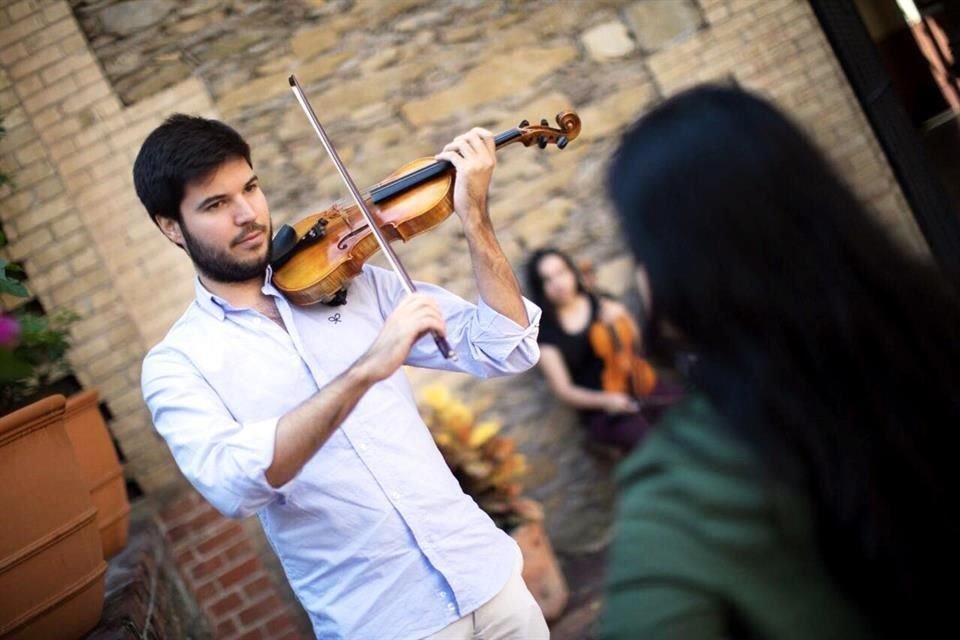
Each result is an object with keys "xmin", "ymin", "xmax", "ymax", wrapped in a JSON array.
[{"xmin": 288, "ymin": 74, "xmax": 457, "ymax": 360}]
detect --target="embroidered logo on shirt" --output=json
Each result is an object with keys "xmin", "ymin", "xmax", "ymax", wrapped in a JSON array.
[{"xmin": 328, "ymin": 313, "xmax": 342, "ymax": 324}]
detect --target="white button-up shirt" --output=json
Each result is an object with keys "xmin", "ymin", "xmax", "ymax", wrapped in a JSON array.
[{"xmin": 141, "ymin": 264, "xmax": 541, "ymax": 639}]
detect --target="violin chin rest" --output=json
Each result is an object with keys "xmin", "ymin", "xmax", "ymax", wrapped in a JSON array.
[{"xmin": 271, "ymin": 224, "xmax": 298, "ymax": 269}]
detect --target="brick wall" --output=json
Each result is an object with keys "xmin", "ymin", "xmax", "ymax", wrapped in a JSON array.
[
  {"xmin": 88, "ymin": 503, "xmax": 214, "ymax": 640},
  {"xmin": 0, "ymin": 0, "xmax": 204, "ymax": 495},
  {"xmin": 0, "ymin": 1, "xmax": 312, "ymax": 633},
  {"xmin": 649, "ymin": 0, "xmax": 926, "ymax": 245},
  {"xmin": 158, "ymin": 492, "xmax": 308, "ymax": 640}
]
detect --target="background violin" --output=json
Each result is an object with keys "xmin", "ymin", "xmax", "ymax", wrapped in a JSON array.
[
  {"xmin": 588, "ymin": 315, "xmax": 658, "ymax": 399},
  {"xmin": 271, "ymin": 110, "xmax": 582, "ymax": 307}
]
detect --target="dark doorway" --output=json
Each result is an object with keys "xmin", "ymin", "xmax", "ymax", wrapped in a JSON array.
[
  {"xmin": 811, "ymin": 0, "xmax": 960, "ymax": 276},
  {"xmin": 855, "ymin": 1, "xmax": 960, "ymax": 212}
]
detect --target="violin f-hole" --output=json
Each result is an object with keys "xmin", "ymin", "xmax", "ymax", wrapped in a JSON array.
[{"xmin": 336, "ymin": 224, "xmax": 370, "ymax": 250}]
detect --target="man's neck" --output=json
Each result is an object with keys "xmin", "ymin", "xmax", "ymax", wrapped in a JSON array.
[{"xmin": 199, "ymin": 272, "xmax": 269, "ymax": 310}]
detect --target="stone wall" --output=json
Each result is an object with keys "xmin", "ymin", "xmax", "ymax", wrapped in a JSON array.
[{"xmin": 0, "ymin": 0, "xmax": 929, "ymax": 593}]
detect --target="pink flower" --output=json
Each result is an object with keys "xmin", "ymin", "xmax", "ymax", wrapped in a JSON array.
[{"xmin": 0, "ymin": 314, "xmax": 20, "ymax": 348}]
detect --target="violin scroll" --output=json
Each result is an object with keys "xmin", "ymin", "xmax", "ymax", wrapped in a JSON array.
[{"xmin": 515, "ymin": 111, "xmax": 581, "ymax": 150}]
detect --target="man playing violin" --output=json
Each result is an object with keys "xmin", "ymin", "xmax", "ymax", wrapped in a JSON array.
[{"xmin": 134, "ymin": 114, "xmax": 548, "ymax": 640}]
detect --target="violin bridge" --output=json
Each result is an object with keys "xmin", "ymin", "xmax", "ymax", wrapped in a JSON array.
[{"xmin": 329, "ymin": 202, "xmax": 353, "ymax": 230}]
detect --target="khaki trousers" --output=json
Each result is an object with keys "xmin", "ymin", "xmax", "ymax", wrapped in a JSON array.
[{"xmin": 423, "ymin": 562, "xmax": 550, "ymax": 639}]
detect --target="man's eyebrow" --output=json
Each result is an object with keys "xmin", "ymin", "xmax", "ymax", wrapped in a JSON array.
[
  {"xmin": 195, "ymin": 175, "xmax": 258, "ymax": 211},
  {"xmin": 196, "ymin": 193, "xmax": 226, "ymax": 211}
]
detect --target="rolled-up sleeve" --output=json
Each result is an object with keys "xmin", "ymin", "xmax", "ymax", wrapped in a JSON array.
[
  {"xmin": 142, "ymin": 346, "xmax": 283, "ymax": 519},
  {"xmin": 364, "ymin": 265, "xmax": 541, "ymax": 377},
  {"xmin": 466, "ymin": 295, "xmax": 542, "ymax": 365}
]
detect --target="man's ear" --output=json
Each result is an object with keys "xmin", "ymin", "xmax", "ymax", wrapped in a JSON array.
[{"xmin": 156, "ymin": 216, "xmax": 185, "ymax": 250}]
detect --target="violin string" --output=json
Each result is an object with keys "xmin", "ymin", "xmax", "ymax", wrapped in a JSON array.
[
  {"xmin": 288, "ymin": 74, "xmax": 457, "ymax": 360},
  {"xmin": 288, "ymin": 75, "xmax": 417, "ymax": 295}
]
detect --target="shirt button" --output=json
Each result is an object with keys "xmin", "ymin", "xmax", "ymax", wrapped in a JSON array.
[{"xmin": 359, "ymin": 442, "xmax": 368, "ymax": 452}]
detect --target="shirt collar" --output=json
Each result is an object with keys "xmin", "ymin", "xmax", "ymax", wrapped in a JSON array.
[{"xmin": 193, "ymin": 266, "xmax": 277, "ymax": 321}]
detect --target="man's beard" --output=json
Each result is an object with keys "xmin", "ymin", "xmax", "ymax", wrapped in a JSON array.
[{"xmin": 181, "ymin": 221, "xmax": 273, "ymax": 283}]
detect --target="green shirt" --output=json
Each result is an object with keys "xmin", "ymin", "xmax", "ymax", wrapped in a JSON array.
[{"xmin": 600, "ymin": 395, "xmax": 874, "ymax": 640}]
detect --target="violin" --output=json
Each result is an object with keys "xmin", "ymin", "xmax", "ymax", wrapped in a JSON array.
[
  {"xmin": 588, "ymin": 313, "xmax": 658, "ymax": 398},
  {"xmin": 271, "ymin": 87, "xmax": 582, "ymax": 308}
]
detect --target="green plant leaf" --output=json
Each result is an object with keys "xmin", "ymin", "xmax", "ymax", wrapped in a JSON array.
[
  {"xmin": 1, "ymin": 257, "xmax": 28, "ymax": 298},
  {"xmin": 2, "ymin": 261, "xmax": 23, "ymax": 273},
  {"xmin": 0, "ymin": 349, "xmax": 32, "ymax": 382},
  {"xmin": 0, "ymin": 277, "xmax": 28, "ymax": 298}
]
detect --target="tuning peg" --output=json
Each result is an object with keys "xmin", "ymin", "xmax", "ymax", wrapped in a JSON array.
[
  {"xmin": 557, "ymin": 136, "xmax": 568, "ymax": 150},
  {"xmin": 519, "ymin": 119, "xmax": 529, "ymax": 128},
  {"xmin": 540, "ymin": 118, "xmax": 549, "ymax": 126},
  {"xmin": 538, "ymin": 135, "xmax": 547, "ymax": 149}
]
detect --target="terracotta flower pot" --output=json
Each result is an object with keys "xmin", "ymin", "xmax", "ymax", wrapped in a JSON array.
[
  {"xmin": 510, "ymin": 498, "xmax": 569, "ymax": 622},
  {"xmin": 64, "ymin": 390, "xmax": 130, "ymax": 559},
  {"xmin": 0, "ymin": 395, "xmax": 106, "ymax": 639}
]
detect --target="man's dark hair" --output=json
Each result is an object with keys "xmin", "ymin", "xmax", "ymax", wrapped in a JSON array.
[{"xmin": 133, "ymin": 114, "xmax": 252, "ymax": 225}]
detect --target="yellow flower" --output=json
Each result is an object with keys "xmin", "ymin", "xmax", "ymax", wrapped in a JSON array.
[
  {"xmin": 468, "ymin": 420, "xmax": 501, "ymax": 448},
  {"xmin": 486, "ymin": 436, "xmax": 514, "ymax": 461},
  {"xmin": 512, "ymin": 453, "xmax": 527, "ymax": 476},
  {"xmin": 422, "ymin": 387, "xmax": 529, "ymax": 525},
  {"xmin": 463, "ymin": 460, "xmax": 494, "ymax": 479},
  {"xmin": 441, "ymin": 402, "xmax": 474, "ymax": 441},
  {"xmin": 490, "ymin": 453, "xmax": 527, "ymax": 487},
  {"xmin": 420, "ymin": 383, "xmax": 452, "ymax": 411}
]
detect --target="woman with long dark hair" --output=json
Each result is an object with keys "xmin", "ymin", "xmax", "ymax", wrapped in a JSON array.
[
  {"xmin": 525, "ymin": 247, "xmax": 681, "ymax": 454},
  {"xmin": 601, "ymin": 85, "xmax": 960, "ymax": 639}
]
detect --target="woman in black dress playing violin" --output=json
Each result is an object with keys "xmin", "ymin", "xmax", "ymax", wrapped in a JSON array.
[{"xmin": 526, "ymin": 248, "xmax": 682, "ymax": 454}]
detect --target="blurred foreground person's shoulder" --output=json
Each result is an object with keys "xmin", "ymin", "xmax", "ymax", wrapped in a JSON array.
[{"xmin": 600, "ymin": 393, "xmax": 872, "ymax": 640}]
